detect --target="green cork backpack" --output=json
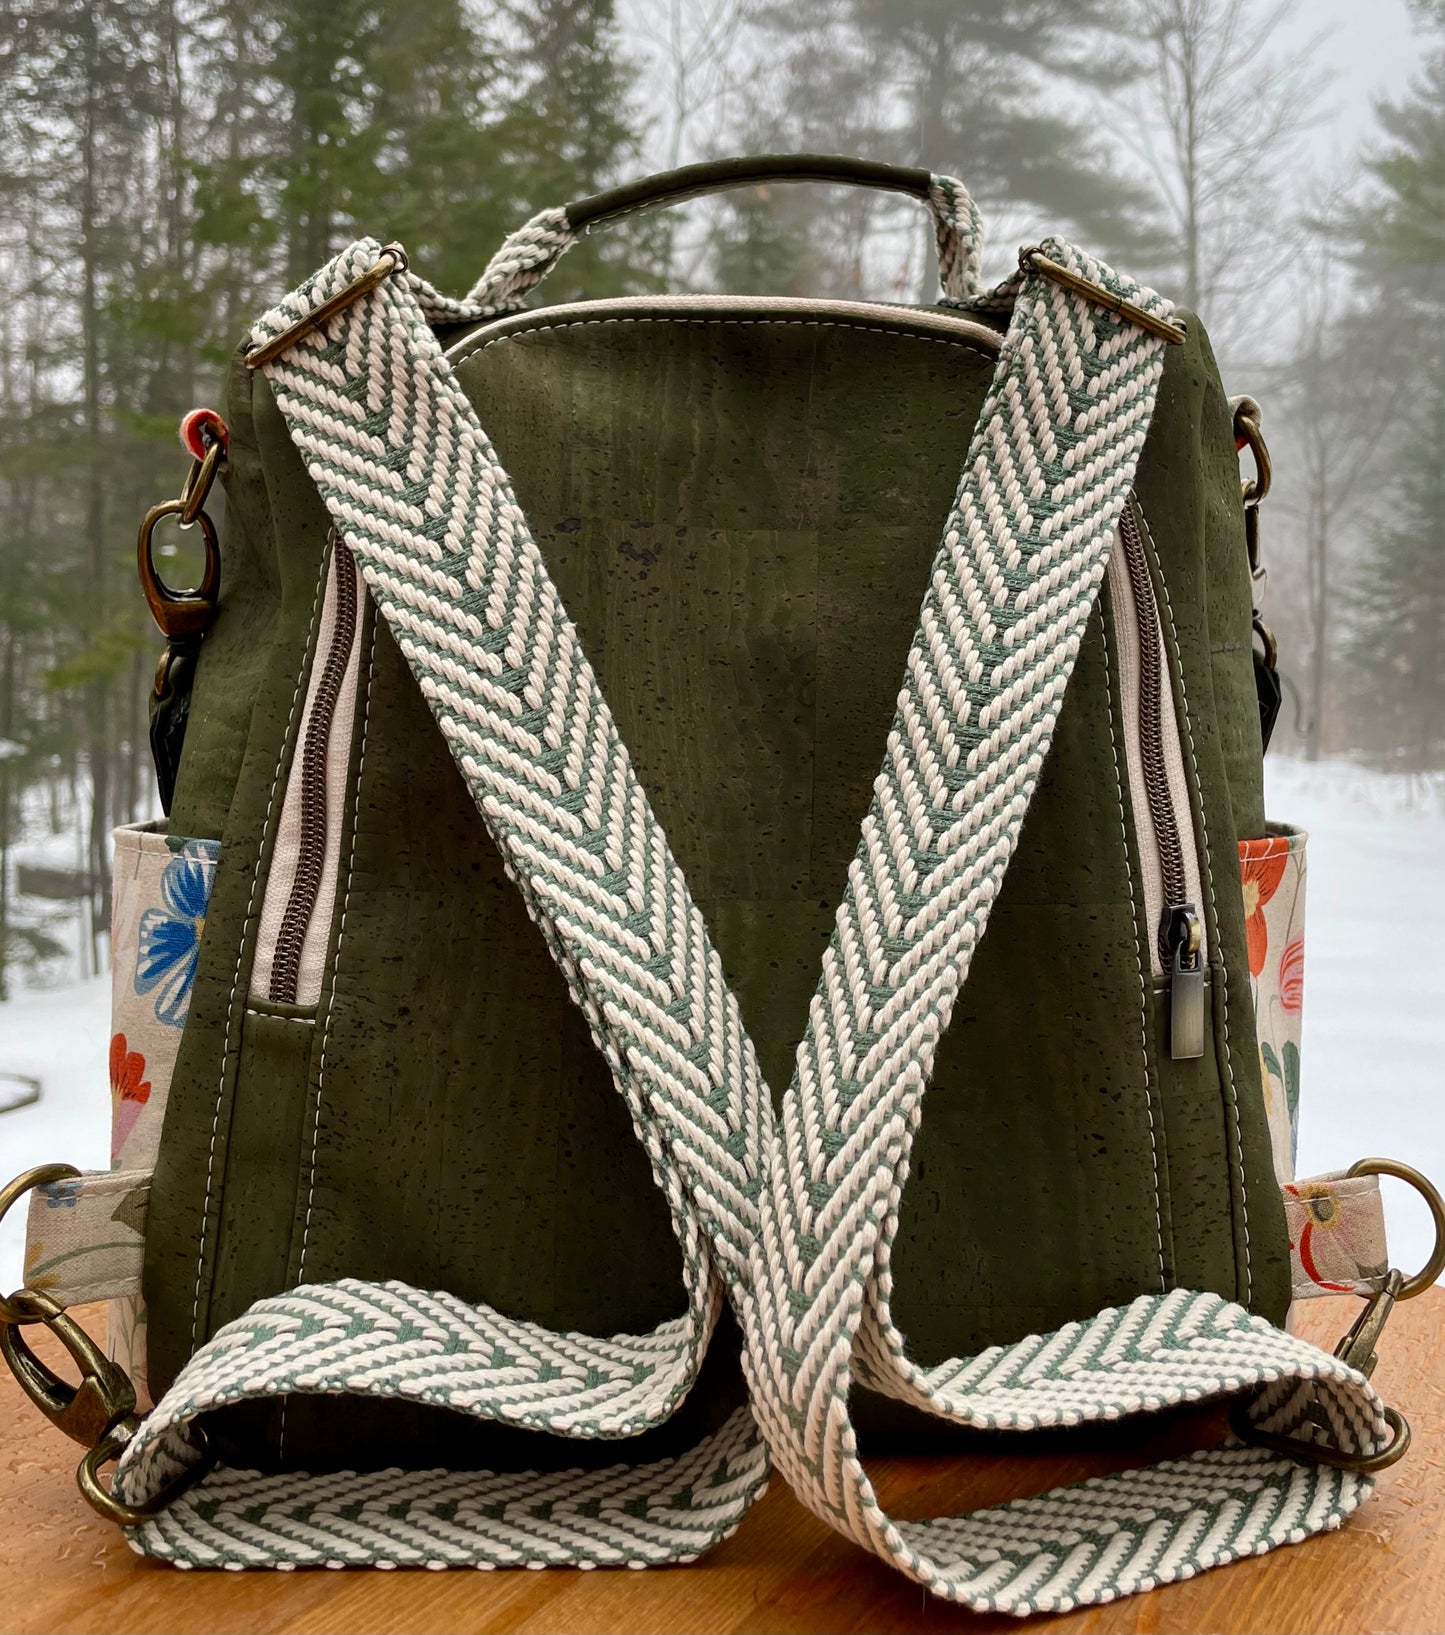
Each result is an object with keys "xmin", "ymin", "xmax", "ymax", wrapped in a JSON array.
[{"xmin": 5, "ymin": 155, "xmax": 1438, "ymax": 1616}]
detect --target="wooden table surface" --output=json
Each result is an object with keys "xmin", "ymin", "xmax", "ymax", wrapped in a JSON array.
[{"xmin": 4, "ymin": 1292, "xmax": 1442, "ymax": 1634}]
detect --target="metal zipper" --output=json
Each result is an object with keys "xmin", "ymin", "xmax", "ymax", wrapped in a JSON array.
[
  {"xmin": 269, "ymin": 543, "xmax": 358, "ymax": 1002},
  {"xmin": 252, "ymin": 300, "xmax": 995, "ymax": 1011},
  {"xmin": 250, "ymin": 541, "xmax": 365, "ymax": 1008},
  {"xmin": 1108, "ymin": 505, "xmax": 1207, "ymax": 1060}
]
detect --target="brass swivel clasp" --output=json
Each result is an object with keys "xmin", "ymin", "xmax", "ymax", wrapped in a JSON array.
[
  {"xmin": 138, "ymin": 414, "xmax": 226, "ymax": 669},
  {"xmin": 0, "ymin": 1165, "xmax": 213, "ymax": 1526},
  {"xmin": 1334, "ymin": 1266, "xmax": 1403, "ymax": 1380},
  {"xmin": 1230, "ymin": 1156, "xmax": 1444, "ymax": 1474},
  {"xmin": 1, "ymin": 1283, "xmax": 137, "ymax": 1449},
  {"xmin": 1232, "ymin": 397, "xmax": 1278, "ymax": 674}
]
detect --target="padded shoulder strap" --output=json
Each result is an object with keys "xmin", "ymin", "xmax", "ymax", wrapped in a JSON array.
[{"xmin": 114, "ymin": 218, "xmax": 1392, "ymax": 1603}]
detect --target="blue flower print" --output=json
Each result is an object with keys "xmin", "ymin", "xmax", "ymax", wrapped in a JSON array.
[
  {"xmin": 136, "ymin": 842, "xmax": 217, "ymax": 1029},
  {"xmin": 42, "ymin": 1178, "xmax": 80, "ymax": 1209}
]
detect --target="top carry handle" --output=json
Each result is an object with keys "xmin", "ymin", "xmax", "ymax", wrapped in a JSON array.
[
  {"xmin": 567, "ymin": 153, "xmax": 942, "ymax": 225},
  {"xmin": 450, "ymin": 152, "xmax": 987, "ymax": 310}
]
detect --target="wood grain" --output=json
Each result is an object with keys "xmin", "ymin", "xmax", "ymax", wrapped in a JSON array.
[{"xmin": 4, "ymin": 1292, "xmax": 1441, "ymax": 1634}]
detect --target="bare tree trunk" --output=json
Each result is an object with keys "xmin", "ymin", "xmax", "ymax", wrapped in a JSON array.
[
  {"xmin": 913, "ymin": 15, "xmax": 951, "ymax": 303},
  {"xmin": 1178, "ymin": 5, "xmax": 1201, "ymax": 311},
  {"xmin": 219, "ymin": 10, "xmax": 252, "ymax": 344},
  {"xmin": 80, "ymin": 3, "xmax": 110, "ymax": 972},
  {"xmin": 1304, "ymin": 493, "xmax": 1328, "ymax": 762},
  {"xmin": 0, "ymin": 622, "xmax": 15, "ymax": 1002}
]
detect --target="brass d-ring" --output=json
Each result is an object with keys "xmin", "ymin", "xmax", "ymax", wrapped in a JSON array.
[
  {"xmin": 1235, "ymin": 411, "xmax": 1272, "ymax": 506},
  {"xmin": 0, "ymin": 1165, "xmax": 79, "ymax": 1324},
  {"xmin": 77, "ymin": 1422, "xmax": 215, "ymax": 1527},
  {"xmin": 177, "ymin": 436, "xmax": 224, "ymax": 528},
  {"xmin": 1229, "ymin": 1399, "xmax": 1412, "ymax": 1475},
  {"xmin": 137, "ymin": 499, "xmax": 221, "ymax": 640},
  {"xmin": 1347, "ymin": 1157, "xmax": 1445, "ymax": 1298}
]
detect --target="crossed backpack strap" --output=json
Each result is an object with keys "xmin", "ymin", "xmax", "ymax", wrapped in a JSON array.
[
  {"xmin": 112, "ymin": 233, "xmax": 786, "ymax": 1565},
  {"xmin": 116, "ymin": 198, "xmax": 1393, "ymax": 1601},
  {"xmin": 735, "ymin": 243, "xmax": 1393, "ymax": 1612}
]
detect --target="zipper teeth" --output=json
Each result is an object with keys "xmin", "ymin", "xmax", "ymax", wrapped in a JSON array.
[
  {"xmin": 1117, "ymin": 504, "xmax": 1189, "ymax": 964},
  {"xmin": 269, "ymin": 542, "xmax": 358, "ymax": 1004}
]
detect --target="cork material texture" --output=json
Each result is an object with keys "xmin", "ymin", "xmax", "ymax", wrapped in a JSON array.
[{"xmin": 146, "ymin": 296, "xmax": 1286, "ymax": 1470}]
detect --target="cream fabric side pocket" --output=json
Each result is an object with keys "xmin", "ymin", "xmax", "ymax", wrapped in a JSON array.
[
  {"xmin": 1239, "ymin": 822, "xmax": 1307, "ymax": 1186},
  {"xmin": 104, "ymin": 822, "xmax": 220, "ymax": 1402}
]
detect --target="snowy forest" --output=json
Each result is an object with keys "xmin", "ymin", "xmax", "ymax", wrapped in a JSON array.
[{"xmin": 0, "ymin": 0, "xmax": 1441, "ymax": 999}]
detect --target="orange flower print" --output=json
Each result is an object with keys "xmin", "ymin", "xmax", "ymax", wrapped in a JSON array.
[
  {"xmin": 1284, "ymin": 1181, "xmax": 1386, "ymax": 1293},
  {"xmin": 1239, "ymin": 841, "xmax": 1288, "ymax": 977},
  {"xmin": 1285, "ymin": 1184, "xmax": 1355, "ymax": 1292},
  {"xmin": 110, "ymin": 1032, "xmax": 151, "ymax": 1163},
  {"xmin": 1278, "ymin": 934, "xmax": 1305, "ymax": 1013}
]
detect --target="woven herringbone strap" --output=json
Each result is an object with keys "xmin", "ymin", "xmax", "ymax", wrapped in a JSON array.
[{"xmin": 114, "ymin": 191, "xmax": 1393, "ymax": 1604}]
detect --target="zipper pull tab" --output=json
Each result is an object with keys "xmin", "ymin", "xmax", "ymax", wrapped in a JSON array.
[{"xmin": 1167, "ymin": 904, "xmax": 1205, "ymax": 1061}]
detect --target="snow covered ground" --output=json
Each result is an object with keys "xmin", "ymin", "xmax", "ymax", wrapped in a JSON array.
[
  {"xmin": 1265, "ymin": 759, "xmax": 1445, "ymax": 1279},
  {"xmin": 0, "ymin": 975, "xmax": 111, "ymax": 1288},
  {"xmin": 1, "ymin": 756, "xmax": 1442, "ymax": 1292}
]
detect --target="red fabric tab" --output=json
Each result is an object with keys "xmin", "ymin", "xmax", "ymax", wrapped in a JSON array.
[{"xmin": 179, "ymin": 407, "xmax": 228, "ymax": 459}]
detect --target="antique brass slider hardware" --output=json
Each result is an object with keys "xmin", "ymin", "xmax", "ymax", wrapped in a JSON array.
[
  {"xmin": 1019, "ymin": 247, "xmax": 1188, "ymax": 345},
  {"xmin": 246, "ymin": 242, "xmax": 409, "ymax": 367}
]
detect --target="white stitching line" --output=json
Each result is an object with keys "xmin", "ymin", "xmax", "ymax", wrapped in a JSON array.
[
  {"xmin": 243, "ymin": 1008, "xmax": 316, "ymax": 1024},
  {"xmin": 189, "ymin": 546, "xmax": 331, "ymax": 1351},
  {"xmin": 1135, "ymin": 506, "xmax": 1252, "ymax": 1303},
  {"xmin": 451, "ymin": 313, "xmax": 999, "ymax": 367},
  {"xmin": 297, "ymin": 601, "xmax": 376, "ymax": 1281},
  {"xmin": 1100, "ymin": 595, "xmax": 1167, "ymax": 1291}
]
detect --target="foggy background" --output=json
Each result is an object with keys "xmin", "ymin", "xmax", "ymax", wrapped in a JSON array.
[{"xmin": 0, "ymin": 0, "xmax": 1441, "ymax": 1273}]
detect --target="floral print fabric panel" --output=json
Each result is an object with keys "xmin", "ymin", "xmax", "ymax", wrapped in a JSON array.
[
  {"xmin": 1239, "ymin": 825, "xmax": 1306, "ymax": 1186},
  {"xmin": 23, "ymin": 1169, "xmax": 151, "ymax": 1304},
  {"xmin": 111, "ymin": 824, "xmax": 219, "ymax": 1169},
  {"xmin": 107, "ymin": 821, "xmax": 219, "ymax": 1400},
  {"xmin": 1281, "ymin": 1170, "xmax": 1391, "ymax": 1299}
]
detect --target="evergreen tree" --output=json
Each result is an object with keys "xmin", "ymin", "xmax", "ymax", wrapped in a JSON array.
[
  {"xmin": 355, "ymin": 1, "xmax": 513, "ymax": 293},
  {"xmin": 711, "ymin": 185, "xmax": 820, "ymax": 296},
  {"xmin": 496, "ymin": 0, "xmax": 656, "ymax": 299},
  {"xmin": 0, "ymin": 0, "xmax": 179, "ymax": 973},
  {"xmin": 1342, "ymin": 391, "xmax": 1445, "ymax": 769},
  {"xmin": 734, "ymin": 0, "xmax": 1158, "ymax": 301},
  {"xmin": 1342, "ymin": 25, "xmax": 1445, "ymax": 768},
  {"xmin": 0, "ymin": 0, "xmax": 653, "ymax": 991}
]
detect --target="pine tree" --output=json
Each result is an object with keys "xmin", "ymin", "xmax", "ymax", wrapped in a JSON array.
[
  {"xmin": 736, "ymin": 0, "xmax": 1157, "ymax": 301},
  {"xmin": 0, "ymin": 0, "xmax": 179, "ymax": 973},
  {"xmin": 1341, "ymin": 29, "xmax": 1445, "ymax": 768},
  {"xmin": 1342, "ymin": 392, "xmax": 1445, "ymax": 769},
  {"xmin": 351, "ymin": 1, "xmax": 513, "ymax": 293},
  {"xmin": 710, "ymin": 185, "xmax": 820, "ymax": 296},
  {"xmin": 0, "ymin": 0, "xmax": 654, "ymax": 990},
  {"xmin": 495, "ymin": 0, "xmax": 655, "ymax": 300}
]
